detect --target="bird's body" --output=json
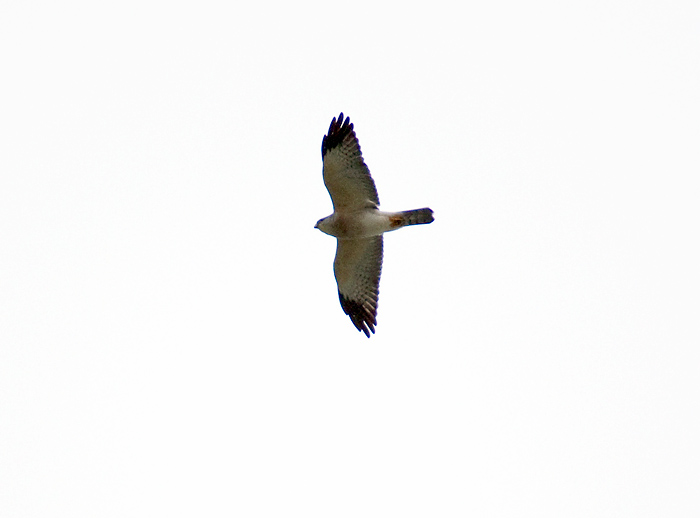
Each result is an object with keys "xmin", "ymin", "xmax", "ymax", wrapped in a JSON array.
[
  {"xmin": 316, "ymin": 208, "xmax": 433, "ymax": 239},
  {"xmin": 315, "ymin": 113, "xmax": 434, "ymax": 337}
]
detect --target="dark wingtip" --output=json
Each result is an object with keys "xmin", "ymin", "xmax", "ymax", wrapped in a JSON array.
[
  {"xmin": 339, "ymin": 291, "xmax": 377, "ymax": 338},
  {"xmin": 322, "ymin": 113, "xmax": 354, "ymax": 158}
]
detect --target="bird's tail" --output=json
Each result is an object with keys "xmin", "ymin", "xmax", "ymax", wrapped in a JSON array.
[{"xmin": 390, "ymin": 208, "xmax": 434, "ymax": 228}]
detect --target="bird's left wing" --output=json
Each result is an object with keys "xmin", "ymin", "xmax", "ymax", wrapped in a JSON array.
[
  {"xmin": 333, "ymin": 236, "xmax": 383, "ymax": 337},
  {"xmin": 322, "ymin": 113, "xmax": 380, "ymax": 212}
]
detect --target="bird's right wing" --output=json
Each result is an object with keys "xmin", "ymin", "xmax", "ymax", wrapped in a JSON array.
[{"xmin": 333, "ymin": 236, "xmax": 383, "ymax": 337}]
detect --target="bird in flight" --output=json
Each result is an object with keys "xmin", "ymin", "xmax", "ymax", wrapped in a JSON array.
[{"xmin": 315, "ymin": 113, "xmax": 434, "ymax": 337}]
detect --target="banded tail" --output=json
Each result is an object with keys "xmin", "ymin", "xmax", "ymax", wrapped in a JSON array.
[{"xmin": 390, "ymin": 208, "xmax": 434, "ymax": 229}]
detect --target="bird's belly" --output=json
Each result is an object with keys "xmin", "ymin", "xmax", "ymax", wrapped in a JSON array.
[{"xmin": 333, "ymin": 211, "xmax": 392, "ymax": 238}]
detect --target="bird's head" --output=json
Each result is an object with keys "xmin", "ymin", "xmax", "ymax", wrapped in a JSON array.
[{"xmin": 315, "ymin": 216, "xmax": 332, "ymax": 235}]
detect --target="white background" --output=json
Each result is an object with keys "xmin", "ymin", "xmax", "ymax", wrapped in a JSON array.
[{"xmin": 1, "ymin": 1, "xmax": 698, "ymax": 516}]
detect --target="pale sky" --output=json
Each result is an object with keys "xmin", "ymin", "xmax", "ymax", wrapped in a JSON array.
[{"xmin": 1, "ymin": 1, "xmax": 699, "ymax": 516}]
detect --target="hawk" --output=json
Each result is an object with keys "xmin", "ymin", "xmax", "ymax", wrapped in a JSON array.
[{"xmin": 315, "ymin": 113, "xmax": 434, "ymax": 337}]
